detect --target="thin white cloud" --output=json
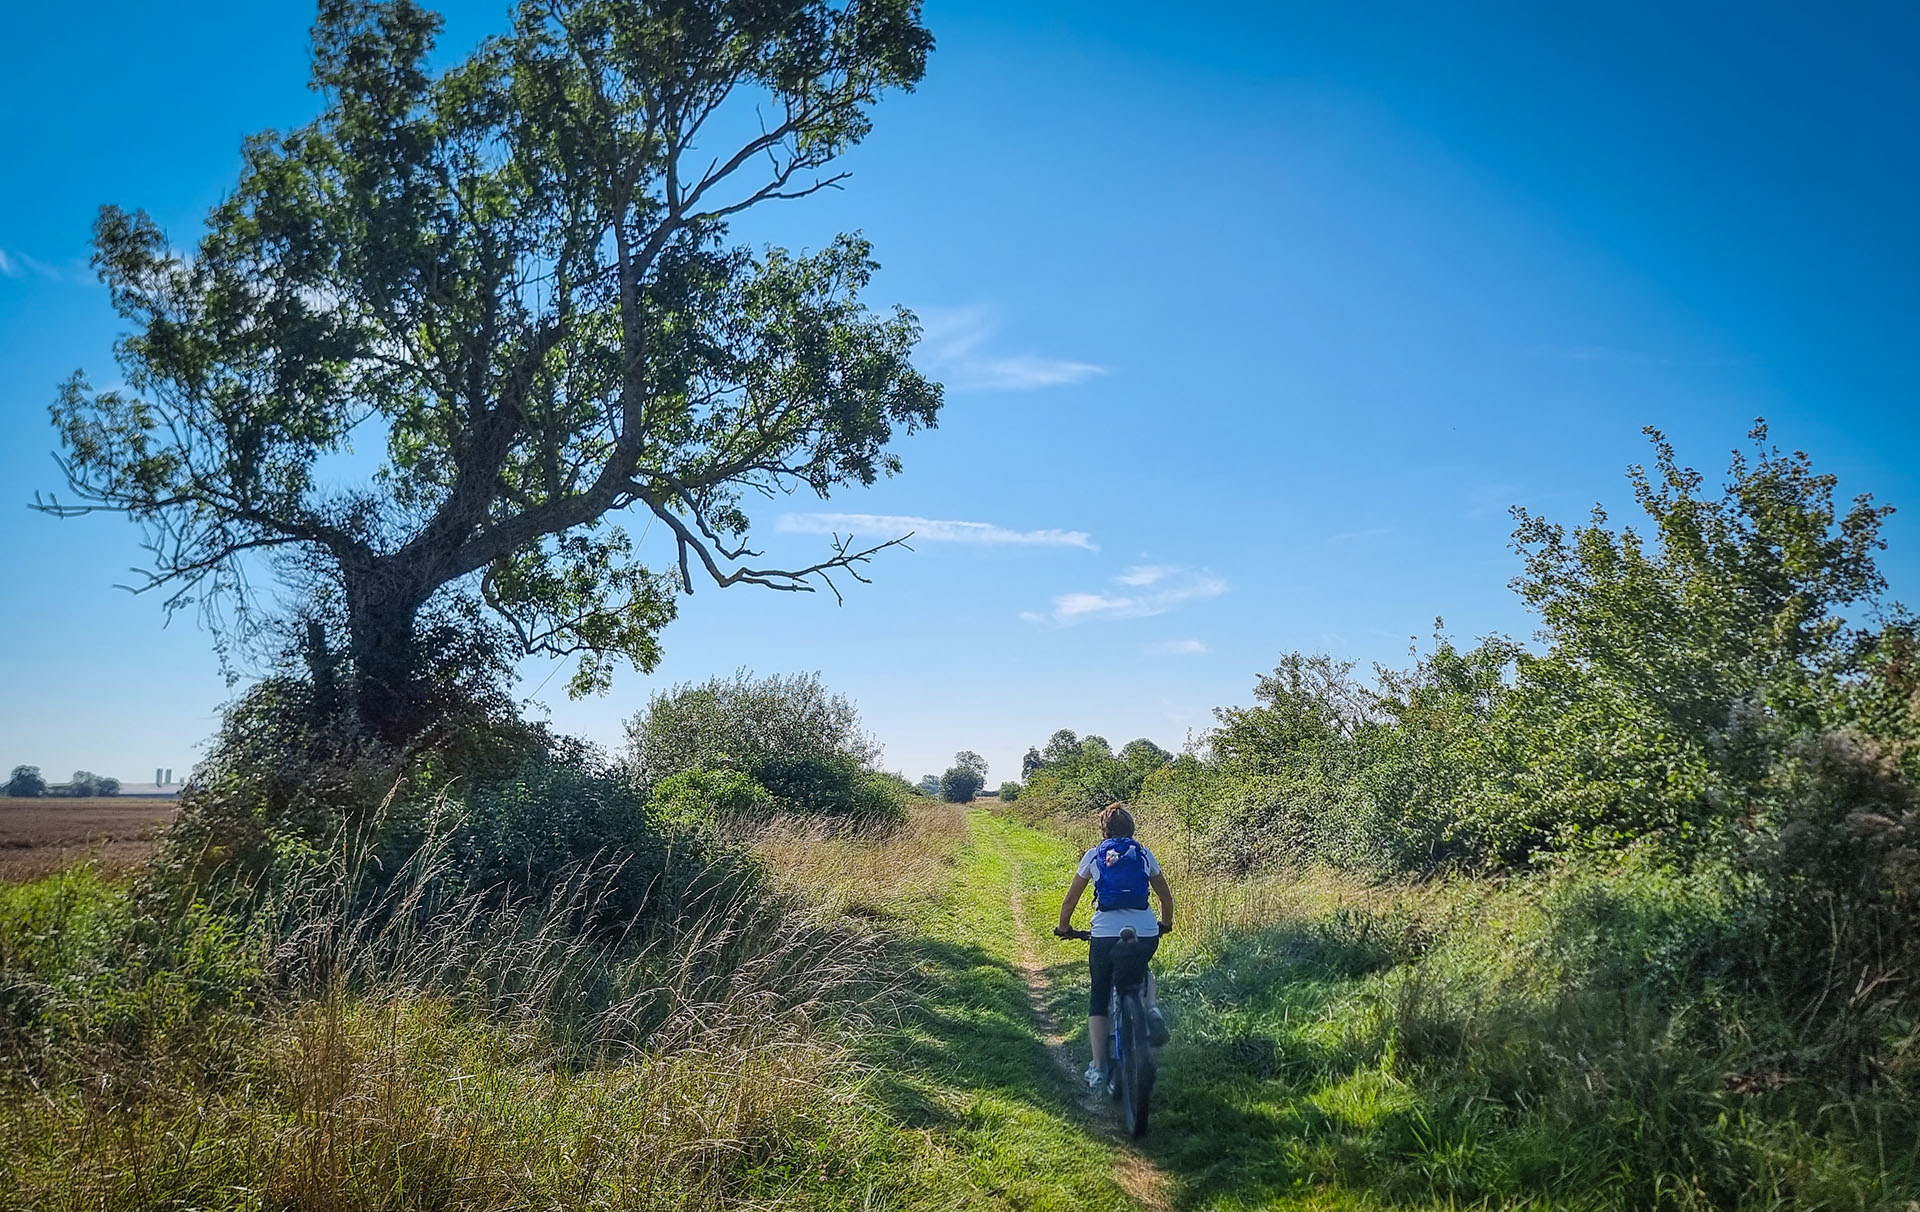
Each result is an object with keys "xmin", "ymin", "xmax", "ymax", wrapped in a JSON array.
[
  {"xmin": 1145, "ymin": 638, "xmax": 1209, "ymax": 655},
  {"xmin": 916, "ymin": 304, "xmax": 1105, "ymax": 391},
  {"xmin": 1025, "ymin": 566, "xmax": 1227, "ymax": 625},
  {"xmin": 777, "ymin": 511, "xmax": 1097, "ymax": 550},
  {"xmin": 0, "ymin": 247, "xmax": 90, "ymax": 284},
  {"xmin": 1115, "ymin": 564, "xmax": 1176, "ymax": 586}
]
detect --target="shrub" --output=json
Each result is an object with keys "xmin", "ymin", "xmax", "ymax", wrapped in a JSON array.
[
  {"xmin": 1017, "ymin": 730, "xmax": 1172, "ymax": 815},
  {"xmin": 998, "ymin": 781, "xmax": 1021, "ymax": 801},
  {"xmin": 626, "ymin": 671, "xmax": 895, "ymax": 819},
  {"xmin": 938, "ymin": 766, "xmax": 983, "ymax": 803},
  {"xmin": 852, "ymin": 769, "xmax": 911, "ymax": 821},
  {"xmin": 650, "ymin": 768, "xmax": 776, "ymax": 833},
  {"xmin": 448, "ymin": 745, "xmax": 715, "ymax": 929},
  {"xmin": 154, "ymin": 664, "xmax": 549, "ymax": 895}
]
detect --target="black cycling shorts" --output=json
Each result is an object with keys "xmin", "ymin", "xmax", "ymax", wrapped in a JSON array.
[{"xmin": 1088, "ymin": 933, "xmax": 1159, "ymax": 1015}]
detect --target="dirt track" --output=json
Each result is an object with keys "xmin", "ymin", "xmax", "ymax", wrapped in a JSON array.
[{"xmin": 0, "ymin": 797, "xmax": 177, "ymax": 882}]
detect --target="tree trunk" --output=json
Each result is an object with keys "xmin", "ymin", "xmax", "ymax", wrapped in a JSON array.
[{"xmin": 345, "ymin": 562, "xmax": 432, "ymax": 741}]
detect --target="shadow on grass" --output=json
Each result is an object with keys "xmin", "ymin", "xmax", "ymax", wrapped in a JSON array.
[
  {"xmin": 857, "ymin": 929, "xmax": 1151, "ymax": 1211},
  {"xmin": 1136, "ymin": 922, "xmax": 1414, "ymax": 1209},
  {"xmin": 1117, "ymin": 914, "xmax": 1917, "ymax": 1212},
  {"xmin": 863, "ymin": 934, "xmax": 1062, "ymax": 1119}
]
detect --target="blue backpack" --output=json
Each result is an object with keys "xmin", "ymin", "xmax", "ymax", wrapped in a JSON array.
[{"xmin": 1091, "ymin": 837, "xmax": 1151, "ymax": 911}]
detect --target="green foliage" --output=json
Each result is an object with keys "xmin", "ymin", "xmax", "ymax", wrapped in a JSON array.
[
  {"xmin": 43, "ymin": 0, "xmax": 941, "ymax": 734},
  {"xmin": 649, "ymin": 764, "xmax": 907, "ymax": 833},
  {"xmin": 650, "ymin": 768, "xmax": 776, "ymax": 834},
  {"xmin": 1184, "ymin": 426, "xmax": 1912, "ymax": 873},
  {"xmin": 997, "ymin": 781, "xmax": 1022, "ymax": 801},
  {"xmin": 448, "ymin": 747, "xmax": 713, "ymax": 928},
  {"xmin": 869, "ymin": 770, "xmax": 922, "ymax": 800},
  {"xmin": 856, "ymin": 769, "xmax": 914, "ymax": 818},
  {"xmin": 59, "ymin": 771, "xmax": 119, "ymax": 797},
  {"xmin": 1146, "ymin": 424, "xmax": 1920, "ymax": 1099},
  {"xmin": 939, "ymin": 765, "xmax": 984, "ymax": 803},
  {"xmin": 155, "ymin": 663, "xmax": 545, "ymax": 891},
  {"xmin": 937, "ymin": 749, "xmax": 990, "ymax": 802},
  {"xmin": 626, "ymin": 669, "xmax": 900, "ymax": 821},
  {"xmin": 0, "ymin": 865, "xmax": 261, "ymax": 1074},
  {"xmin": 1458, "ymin": 423, "xmax": 1899, "ymax": 860},
  {"xmin": 1016, "ymin": 729, "xmax": 1174, "ymax": 817},
  {"xmin": 6, "ymin": 765, "xmax": 46, "ymax": 797}
]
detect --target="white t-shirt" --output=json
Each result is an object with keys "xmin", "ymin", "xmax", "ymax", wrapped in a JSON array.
[{"xmin": 1077, "ymin": 841, "xmax": 1162, "ymax": 938}]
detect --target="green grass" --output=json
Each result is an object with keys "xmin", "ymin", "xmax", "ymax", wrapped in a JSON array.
[
  {"xmin": 982, "ymin": 809, "xmax": 1920, "ymax": 1210},
  {"xmin": 6, "ymin": 806, "xmax": 1915, "ymax": 1209},
  {"xmin": 839, "ymin": 808, "xmax": 1158, "ymax": 1210}
]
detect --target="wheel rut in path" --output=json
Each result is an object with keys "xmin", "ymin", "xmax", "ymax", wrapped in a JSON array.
[{"xmin": 990, "ymin": 822, "xmax": 1174, "ymax": 1212}]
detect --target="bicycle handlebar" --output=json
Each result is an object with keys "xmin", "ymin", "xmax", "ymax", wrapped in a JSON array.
[{"xmin": 1052, "ymin": 924, "xmax": 1171, "ymax": 942}]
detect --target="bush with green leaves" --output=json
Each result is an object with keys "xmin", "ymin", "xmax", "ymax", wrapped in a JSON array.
[
  {"xmin": 648, "ymin": 768, "xmax": 776, "ymax": 834},
  {"xmin": 939, "ymin": 765, "xmax": 984, "ymax": 803},
  {"xmin": 997, "ymin": 781, "xmax": 1022, "ymax": 802},
  {"xmin": 1017, "ymin": 730, "xmax": 1173, "ymax": 816},
  {"xmin": 1453, "ymin": 424, "xmax": 1901, "ymax": 862},
  {"xmin": 1152, "ymin": 423, "xmax": 1920, "ymax": 1092},
  {"xmin": 1180, "ymin": 426, "xmax": 1914, "ymax": 875},
  {"xmin": 625, "ymin": 670, "xmax": 900, "ymax": 821}
]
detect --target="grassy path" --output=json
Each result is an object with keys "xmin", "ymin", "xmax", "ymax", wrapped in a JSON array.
[
  {"xmin": 849, "ymin": 808, "xmax": 1172, "ymax": 1210},
  {"xmin": 986, "ymin": 813, "xmax": 1175, "ymax": 1210},
  {"xmin": 867, "ymin": 808, "xmax": 1556, "ymax": 1210},
  {"xmin": 878, "ymin": 809, "xmax": 1457, "ymax": 1211}
]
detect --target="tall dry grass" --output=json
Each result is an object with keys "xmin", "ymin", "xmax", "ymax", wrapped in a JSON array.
[
  {"xmin": 748, "ymin": 800, "xmax": 969, "ymax": 920},
  {"xmin": 0, "ymin": 796, "xmax": 909, "ymax": 1211},
  {"xmin": 1136, "ymin": 835, "xmax": 1920, "ymax": 1208}
]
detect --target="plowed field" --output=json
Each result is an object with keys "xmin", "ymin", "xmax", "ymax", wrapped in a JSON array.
[{"xmin": 0, "ymin": 797, "xmax": 176, "ymax": 882}]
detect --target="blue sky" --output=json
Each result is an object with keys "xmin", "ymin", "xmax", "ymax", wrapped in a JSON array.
[{"xmin": 2, "ymin": 0, "xmax": 1916, "ymax": 787}]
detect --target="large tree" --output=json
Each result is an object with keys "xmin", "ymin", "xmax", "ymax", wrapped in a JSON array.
[
  {"xmin": 40, "ymin": 0, "xmax": 940, "ymax": 736},
  {"xmin": 6, "ymin": 767, "xmax": 47, "ymax": 798}
]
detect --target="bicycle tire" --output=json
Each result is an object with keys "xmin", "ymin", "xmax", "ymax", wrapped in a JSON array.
[{"xmin": 1116, "ymin": 990, "xmax": 1155, "ymax": 1138}]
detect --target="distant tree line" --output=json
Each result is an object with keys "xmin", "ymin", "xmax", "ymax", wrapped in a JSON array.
[
  {"xmin": 5, "ymin": 766, "xmax": 119, "ymax": 797},
  {"xmin": 1011, "ymin": 731, "xmax": 1174, "ymax": 815}
]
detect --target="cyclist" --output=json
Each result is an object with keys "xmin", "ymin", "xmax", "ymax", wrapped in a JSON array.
[{"xmin": 1053, "ymin": 802, "xmax": 1174, "ymax": 1090}]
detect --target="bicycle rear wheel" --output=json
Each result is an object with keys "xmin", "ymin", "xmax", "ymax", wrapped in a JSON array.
[{"xmin": 1117, "ymin": 991, "xmax": 1155, "ymax": 1138}]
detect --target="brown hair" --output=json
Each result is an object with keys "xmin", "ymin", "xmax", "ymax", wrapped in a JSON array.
[{"xmin": 1100, "ymin": 802, "xmax": 1136, "ymax": 839}]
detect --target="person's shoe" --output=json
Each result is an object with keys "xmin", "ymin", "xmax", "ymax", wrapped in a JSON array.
[
  {"xmin": 1146, "ymin": 1006, "xmax": 1170, "ymax": 1047},
  {"xmin": 1084, "ymin": 1063, "xmax": 1107, "ymax": 1090}
]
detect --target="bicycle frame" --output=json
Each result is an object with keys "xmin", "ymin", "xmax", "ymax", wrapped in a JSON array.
[{"xmin": 1062, "ymin": 925, "xmax": 1159, "ymax": 1138}]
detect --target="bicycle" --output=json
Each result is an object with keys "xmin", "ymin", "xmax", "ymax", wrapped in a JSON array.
[{"xmin": 1058, "ymin": 924, "xmax": 1161, "ymax": 1138}]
